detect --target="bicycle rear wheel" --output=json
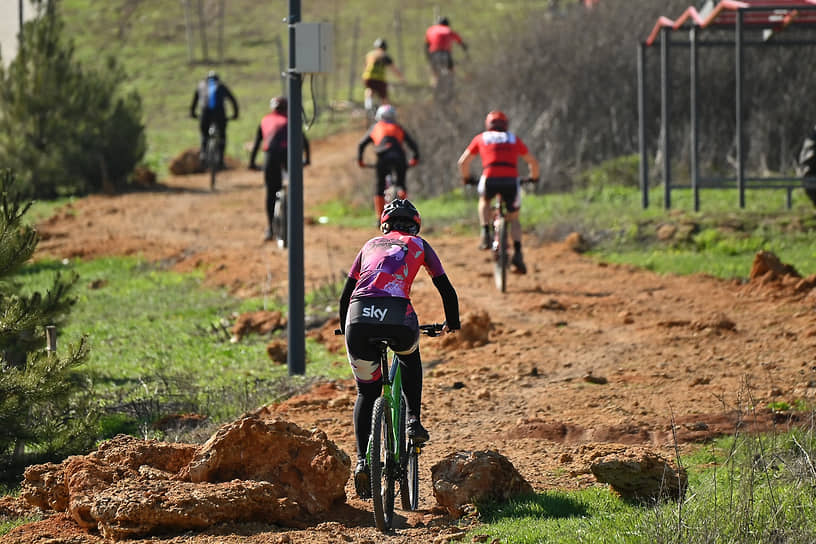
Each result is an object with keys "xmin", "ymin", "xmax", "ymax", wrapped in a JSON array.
[
  {"xmin": 370, "ymin": 396, "xmax": 395, "ymax": 532},
  {"xmin": 207, "ymin": 142, "xmax": 218, "ymax": 191},
  {"xmin": 493, "ymin": 217, "xmax": 508, "ymax": 293},
  {"xmin": 273, "ymin": 189, "xmax": 288, "ymax": 249}
]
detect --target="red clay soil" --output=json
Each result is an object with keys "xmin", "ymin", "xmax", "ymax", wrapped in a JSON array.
[{"xmin": 9, "ymin": 131, "xmax": 816, "ymax": 544}]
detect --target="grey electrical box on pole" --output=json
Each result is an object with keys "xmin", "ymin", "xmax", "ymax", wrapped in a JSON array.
[
  {"xmin": 294, "ymin": 22, "xmax": 333, "ymax": 73},
  {"xmin": 286, "ymin": 6, "xmax": 333, "ymax": 376}
]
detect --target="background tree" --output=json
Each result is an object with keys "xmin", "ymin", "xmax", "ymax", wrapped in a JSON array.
[
  {"xmin": 0, "ymin": 169, "xmax": 97, "ymax": 483},
  {"xmin": 0, "ymin": 0, "xmax": 146, "ymax": 198}
]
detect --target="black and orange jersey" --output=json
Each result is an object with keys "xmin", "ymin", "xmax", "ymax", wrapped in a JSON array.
[{"xmin": 358, "ymin": 121, "xmax": 419, "ymax": 161}]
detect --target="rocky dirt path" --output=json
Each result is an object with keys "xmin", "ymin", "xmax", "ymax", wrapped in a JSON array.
[{"xmin": 12, "ymin": 131, "xmax": 816, "ymax": 543}]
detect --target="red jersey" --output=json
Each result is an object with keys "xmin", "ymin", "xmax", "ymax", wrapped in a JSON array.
[
  {"xmin": 466, "ymin": 131, "xmax": 529, "ymax": 178},
  {"xmin": 424, "ymin": 24, "xmax": 463, "ymax": 53},
  {"xmin": 260, "ymin": 111, "xmax": 288, "ymax": 152}
]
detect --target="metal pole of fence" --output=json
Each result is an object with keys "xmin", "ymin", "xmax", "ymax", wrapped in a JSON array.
[
  {"xmin": 736, "ymin": 9, "xmax": 746, "ymax": 209},
  {"xmin": 348, "ymin": 17, "xmax": 360, "ymax": 102},
  {"xmin": 332, "ymin": 13, "xmax": 340, "ymax": 116},
  {"xmin": 637, "ymin": 42, "xmax": 648, "ymax": 209},
  {"xmin": 197, "ymin": 0, "xmax": 209, "ymax": 62},
  {"xmin": 394, "ymin": 9, "xmax": 405, "ymax": 90},
  {"xmin": 690, "ymin": 26, "xmax": 700, "ymax": 212},
  {"xmin": 217, "ymin": 0, "xmax": 225, "ymax": 63},
  {"xmin": 660, "ymin": 26, "xmax": 672, "ymax": 210},
  {"xmin": 182, "ymin": 0, "xmax": 195, "ymax": 63},
  {"xmin": 286, "ymin": 0, "xmax": 305, "ymax": 376}
]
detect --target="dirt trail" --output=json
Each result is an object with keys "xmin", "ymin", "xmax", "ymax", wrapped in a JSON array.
[{"xmin": 20, "ymin": 132, "xmax": 816, "ymax": 543}]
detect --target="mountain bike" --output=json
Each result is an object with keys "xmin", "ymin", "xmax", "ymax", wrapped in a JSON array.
[
  {"xmin": 467, "ymin": 177, "xmax": 536, "ymax": 293},
  {"xmin": 204, "ymin": 122, "xmax": 223, "ymax": 191},
  {"xmin": 362, "ymin": 162, "xmax": 410, "ymax": 203},
  {"xmin": 335, "ymin": 322, "xmax": 445, "ymax": 532},
  {"xmin": 432, "ymin": 63, "xmax": 454, "ymax": 104}
]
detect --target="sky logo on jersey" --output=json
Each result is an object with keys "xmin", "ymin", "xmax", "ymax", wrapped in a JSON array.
[{"xmin": 362, "ymin": 305, "xmax": 389, "ymax": 321}]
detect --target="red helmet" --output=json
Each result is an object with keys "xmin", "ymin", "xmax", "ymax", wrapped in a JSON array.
[{"xmin": 485, "ymin": 110, "xmax": 508, "ymax": 131}]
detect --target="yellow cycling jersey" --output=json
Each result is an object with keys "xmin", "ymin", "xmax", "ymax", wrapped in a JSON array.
[{"xmin": 362, "ymin": 49, "xmax": 392, "ymax": 82}]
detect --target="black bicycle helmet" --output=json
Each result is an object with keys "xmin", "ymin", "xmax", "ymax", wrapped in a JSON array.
[
  {"xmin": 373, "ymin": 37, "xmax": 388, "ymax": 50},
  {"xmin": 380, "ymin": 199, "xmax": 421, "ymax": 235},
  {"xmin": 437, "ymin": 16, "xmax": 450, "ymax": 26}
]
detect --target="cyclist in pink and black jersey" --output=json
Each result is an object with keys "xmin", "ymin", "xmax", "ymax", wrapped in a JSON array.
[{"xmin": 339, "ymin": 199, "xmax": 460, "ymax": 499}]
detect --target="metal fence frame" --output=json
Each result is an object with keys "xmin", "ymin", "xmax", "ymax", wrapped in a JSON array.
[{"xmin": 638, "ymin": 4, "xmax": 816, "ymax": 210}]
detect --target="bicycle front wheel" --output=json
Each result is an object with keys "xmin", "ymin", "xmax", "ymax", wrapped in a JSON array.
[
  {"xmin": 402, "ymin": 443, "xmax": 420, "ymax": 510},
  {"xmin": 494, "ymin": 217, "xmax": 508, "ymax": 293},
  {"xmin": 370, "ymin": 396, "xmax": 395, "ymax": 532}
]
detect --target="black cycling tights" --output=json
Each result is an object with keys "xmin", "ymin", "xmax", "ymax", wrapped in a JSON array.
[{"xmin": 353, "ymin": 349, "xmax": 422, "ymax": 459}]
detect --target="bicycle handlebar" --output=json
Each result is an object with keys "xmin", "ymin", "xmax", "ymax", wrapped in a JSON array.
[
  {"xmin": 334, "ymin": 322, "xmax": 446, "ymax": 337},
  {"xmin": 419, "ymin": 323, "xmax": 446, "ymax": 337}
]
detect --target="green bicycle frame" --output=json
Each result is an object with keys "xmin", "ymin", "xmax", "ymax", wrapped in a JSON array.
[{"xmin": 367, "ymin": 351, "xmax": 404, "ymax": 468}]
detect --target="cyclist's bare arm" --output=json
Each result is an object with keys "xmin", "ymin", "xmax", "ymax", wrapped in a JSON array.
[
  {"xmin": 521, "ymin": 153, "xmax": 540, "ymax": 181},
  {"xmin": 457, "ymin": 149, "xmax": 475, "ymax": 182},
  {"xmin": 389, "ymin": 64, "xmax": 405, "ymax": 81}
]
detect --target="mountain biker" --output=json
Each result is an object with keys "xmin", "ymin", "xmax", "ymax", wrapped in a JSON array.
[
  {"xmin": 424, "ymin": 16, "xmax": 468, "ymax": 88},
  {"xmin": 190, "ymin": 70, "xmax": 239, "ymax": 168},
  {"xmin": 362, "ymin": 38, "xmax": 404, "ymax": 116},
  {"xmin": 339, "ymin": 199, "xmax": 460, "ymax": 499},
  {"xmin": 457, "ymin": 110, "xmax": 540, "ymax": 274},
  {"xmin": 357, "ymin": 104, "xmax": 419, "ymax": 219},
  {"xmin": 248, "ymin": 96, "xmax": 311, "ymax": 242}
]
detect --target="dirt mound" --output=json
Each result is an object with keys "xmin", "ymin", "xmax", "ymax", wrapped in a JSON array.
[{"xmin": 745, "ymin": 250, "xmax": 816, "ymax": 298}]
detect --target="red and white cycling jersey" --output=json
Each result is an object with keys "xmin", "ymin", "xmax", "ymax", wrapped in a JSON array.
[{"xmin": 466, "ymin": 131, "xmax": 529, "ymax": 179}]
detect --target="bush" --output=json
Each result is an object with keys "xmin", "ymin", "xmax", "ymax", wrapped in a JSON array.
[
  {"xmin": 0, "ymin": 170, "xmax": 98, "ymax": 483},
  {"xmin": 0, "ymin": 0, "xmax": 146, "ymax": 198}
]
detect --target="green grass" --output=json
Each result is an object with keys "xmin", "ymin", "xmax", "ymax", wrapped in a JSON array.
[
  {"xmin": 469, "ymin": 430, "xmax": 816, "ymax": 543},
  {"xmin": 17, "ymin": 256, "xmax": 348, "ymax": 434},
  {"xmin": 1, "ymin": 517, "xmax": 41, "ymax": 537},
  {"xmin": 313, "ymin": 183, "xmax": 816, "ymax": 280}
]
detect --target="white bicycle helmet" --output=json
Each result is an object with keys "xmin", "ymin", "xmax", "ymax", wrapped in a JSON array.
[{"xmin": 375, "ymin": 104, "xmax": 397, "ymax": 122}]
